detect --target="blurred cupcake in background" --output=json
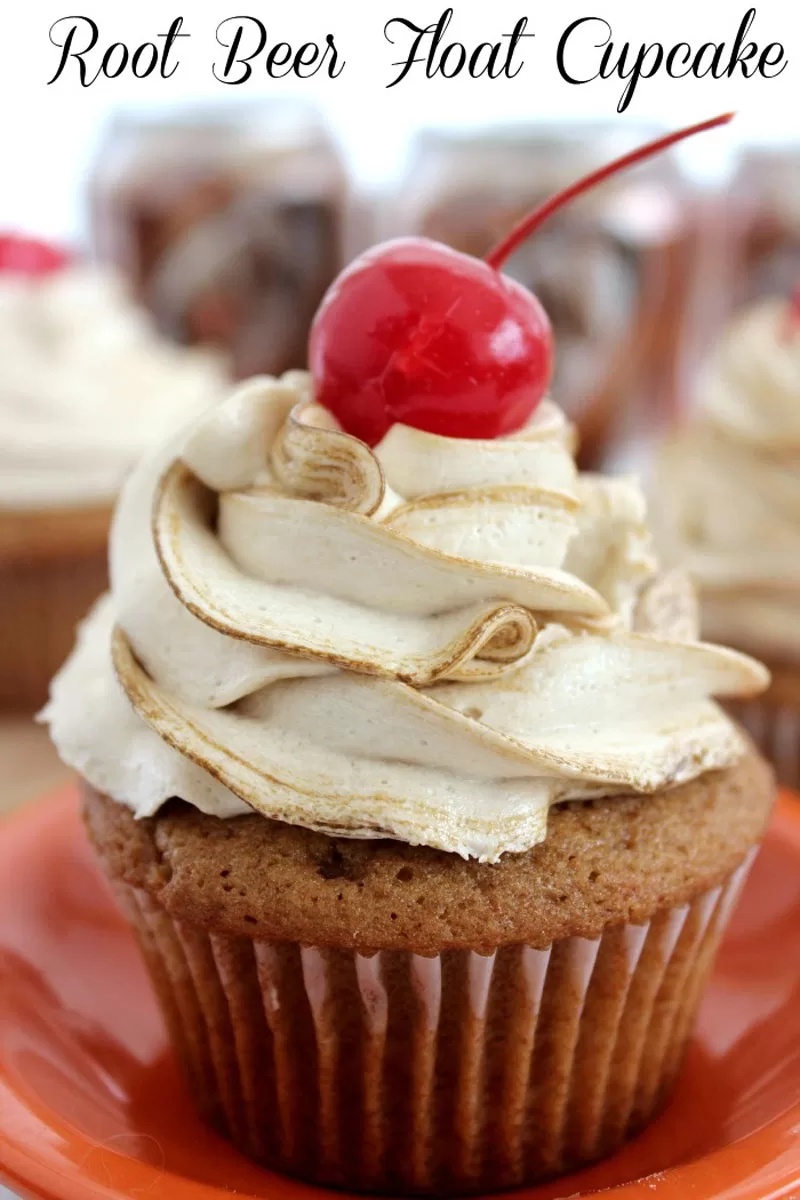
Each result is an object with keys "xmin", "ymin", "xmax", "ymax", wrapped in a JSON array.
[
  {"xmin": 390, "ymin": 124, "xmax": 695, "ymax": 468},
  {"xmin": 0, "ymin": 237, "xmax": 227, "ymax": 709},
  {"xmin": 654, "ymin": 294, "xmax": 800, "ymax": 786},
  {"xmin": 729, "ymin": 146, "xmax": 800, "ymax": 307},
  {"xmin": 90, "ymin": 101, "xmax": 348, "ymax": 381},
  {"xmin": 678, "ymin": 144, "xmax": 800, "ymax": 400}
]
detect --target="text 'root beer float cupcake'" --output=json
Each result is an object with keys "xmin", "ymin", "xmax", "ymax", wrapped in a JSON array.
[
  {"xmin": 656, "ymin": 289, "xmax": 800, "ymax": 789},
  {"xmin": 44, "ymin": 115, "xmax": 775, "ymax": 1195},
  {"xmin": 0, "ymin": 237, "xmax": 228, "ymax": 710}
]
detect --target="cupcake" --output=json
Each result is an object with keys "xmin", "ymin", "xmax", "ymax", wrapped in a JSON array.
[
  {"xmin": 44, "ymin": 120, "xmax": 774, "ymax": 1194},
  {"xmin": 44, "ymin": 365, "xmax": 773, "ymax": 1189},
  {"xmin": 0, "ymin": 248, "xmax": 228, "ymax": 709},
  {"xmin": 655, "ymin": 296, "xmax": 800, "ymax": 787},
  {"xmin": 90, "ymin": 101, "xmax": 347, "ymax": 380}
]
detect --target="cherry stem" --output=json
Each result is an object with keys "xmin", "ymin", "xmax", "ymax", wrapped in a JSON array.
[
  {"xmin": 484, "ymin": 113, "xmax": 735, "ymax": 271},
  {"xmin": 782, "ymin": 285, "xmax": 800, "ymax": 340},
  {"xmin": 791, "ymin": 286, "xmax": 800, "ymax": 323}
]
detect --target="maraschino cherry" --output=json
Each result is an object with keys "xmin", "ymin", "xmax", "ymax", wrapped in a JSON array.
[
  {"xmin": 310, "ymin": 113, "xmax": 733, "ymax": 446},
  {"xmin": 0, "ymin": 233, "xmax": 70, "ymax": 278}
]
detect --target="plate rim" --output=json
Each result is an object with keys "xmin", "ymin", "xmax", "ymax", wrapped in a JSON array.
[{"xmin": 1, "ymin": 785, "xmax": 800, "ymax": 1200}]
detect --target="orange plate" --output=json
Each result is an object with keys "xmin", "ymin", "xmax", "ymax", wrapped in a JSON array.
[{"xmin": 1, "ymin": 787, "xmax": 800, "ymax": 1200}]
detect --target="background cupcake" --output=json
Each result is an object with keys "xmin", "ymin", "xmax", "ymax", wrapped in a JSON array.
[
  {"xmin": 45, "ymin": 358, "xmax": 772, "ymax": 1192},
  {"xmin": 654, "ymin": 295, "xmax": 800, "ymax": 786},
  {"xmin": 90, "ymin": 102, "xmax": 348, "ymax": 381},
  {"xmin": 0, "ymin": 244, "xmax": 228, "ymax": 709}
]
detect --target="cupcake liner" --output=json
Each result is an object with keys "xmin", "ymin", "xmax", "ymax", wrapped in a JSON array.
[
  {"xmin": 111, "ymin": 852, "xmax": 754, "ymax": 1195},
  {"xmin": 0, "ymin": 549, "xmax": 107, "ymax": 711},
  {"xmin": 727, "ymin": 697, "xmax": 800, "ymax": 791}
]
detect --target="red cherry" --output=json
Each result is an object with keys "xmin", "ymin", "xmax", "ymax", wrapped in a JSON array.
[
  {"xmin": 0, "ymin": 233, "xmax": 70, "ymax": 278},
  {"xmin": 310, "ymin": 112, "xmax": 734, "ymax": 444},
  {"xmin": 310, "ymin": 238, "xmax": 552, "ymax": 445}
]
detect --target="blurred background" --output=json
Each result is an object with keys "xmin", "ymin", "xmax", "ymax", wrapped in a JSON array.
[
  {"xmin": 10, "ymin": 90, "xmax": 797, "ymax": 465},
  {"xmin": 7, "ymin": 91, "xmax": 800, "ymax": 436}
]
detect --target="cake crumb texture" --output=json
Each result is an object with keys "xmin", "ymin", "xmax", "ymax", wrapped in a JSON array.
[{"xmin": 84, "ymin": 744, "xmax": 773, "ymax": 954}]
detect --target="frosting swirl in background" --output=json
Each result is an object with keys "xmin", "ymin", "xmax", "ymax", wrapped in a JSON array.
[
  {"xmin": 655, "ymin": 299, "xmax": 800, "ymax": 665},
  {"xmin": 0, "ymin": 266, "xmax": 228, "ymax": 510},
  {"xmin": 44, "ymin": 373, "xmax": 767, "ymax": 861}
]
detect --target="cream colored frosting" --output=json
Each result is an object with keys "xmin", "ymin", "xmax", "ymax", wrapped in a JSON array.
[
  {"xmin": 0, "ymin": 266, "xmax": 228, "ymax": 510},
  {"xmin": 655, "ymin": 298, "xmax": 800, "ymax": 664},
  {"xmin": 44, "ymin": 373, "xmax": 767, "ymax": 861}
]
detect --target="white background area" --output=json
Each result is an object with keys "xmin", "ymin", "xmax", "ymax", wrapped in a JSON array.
[{"xmin": 0, "ymin": 0, "xmax": 798, "ymax": 240}]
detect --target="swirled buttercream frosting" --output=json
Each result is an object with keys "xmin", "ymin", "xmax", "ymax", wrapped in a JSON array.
[
  {"xmin": 655, "ymin": 298, "xmax": 800, "ymax": 664},
  {"xmin": 0, "ymin": 266, "xmax": 228, "ymax": 510},
  {"xmin": 44, "ymin": 372, "xmax": 768, "ymax": 860}
]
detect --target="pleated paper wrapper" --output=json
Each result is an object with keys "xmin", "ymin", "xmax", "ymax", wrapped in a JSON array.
[
  {"xmin": 728, "ymin": 695, "xmax": 800, "ymax": 792},
  {"xmin": 0, "ymin": 549, "xmax": 108, "ymax": 710},
  {"xmin": 111, "ymin": 852, "xmax": 754, "ymax": 1195}
]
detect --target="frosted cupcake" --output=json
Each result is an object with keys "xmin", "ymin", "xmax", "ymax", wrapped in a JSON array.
[
  {"xmin": 44, "ymin": 119, "xmax": 775, "ymax": 1193},
  {"xmin": 0, "ymin": 247, "xmax": 227, "ymax": 708},
  {"xmin": 44, "ymin": 365, "xmax": 772, "ymax": 1191},
  {"xmin": 656, "ymin": 296, "xmax": 800, "ymax": 785}
]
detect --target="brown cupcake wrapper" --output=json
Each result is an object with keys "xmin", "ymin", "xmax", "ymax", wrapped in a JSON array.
[
  {"xmin": 0, "ymin": 551, "xmax": 107, "ymax": 711},
  {"xmin": 111, "ymin": 852, "xmax": 754, "ymax": 1195},
  {"xmin": 727, "ymin": 697, "xmax": 800, "ymax": 791}
]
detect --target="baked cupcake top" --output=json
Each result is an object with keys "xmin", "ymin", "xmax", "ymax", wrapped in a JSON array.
[
  {"xmin": 655, "ymin": 297, "xmax": 800, "ymax": 664},
  {"xmin": 0, "ymin": 265, "xmax": 228, "ymax": 510},
  {"xmin": 44, "ymin": 369, "xmax": 768, "ymax": 861}
]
